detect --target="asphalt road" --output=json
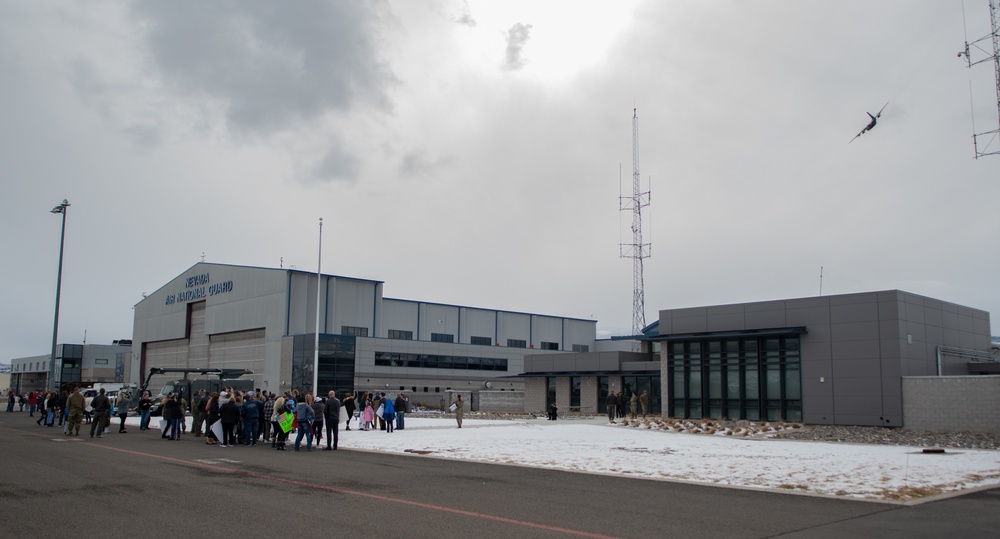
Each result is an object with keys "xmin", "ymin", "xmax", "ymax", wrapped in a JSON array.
[{"xmin": 1, "ymin": 413, "xmax": 998, "ymax": 538}]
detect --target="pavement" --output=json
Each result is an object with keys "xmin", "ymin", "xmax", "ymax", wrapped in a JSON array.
[{"xmin": 1, "ymin": 411, "xmax": 998, "ymax": 538}]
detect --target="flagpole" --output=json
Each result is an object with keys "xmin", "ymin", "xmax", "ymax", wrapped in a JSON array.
[{"xmin": 313, "ymin": 217, "xmax": 323, "ymax": 397}]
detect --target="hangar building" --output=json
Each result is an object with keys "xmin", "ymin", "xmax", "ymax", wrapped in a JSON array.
[{"xmin": 130, "ymin": 262, "xmax": 602, "ymax": 407}]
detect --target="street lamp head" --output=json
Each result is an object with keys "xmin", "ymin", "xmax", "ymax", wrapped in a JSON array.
[{"xmin": 50, "ymin": 199, "xmax": 70, "ymax": 214}]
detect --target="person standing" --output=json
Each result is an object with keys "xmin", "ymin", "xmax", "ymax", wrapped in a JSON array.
[
  {"xmin": 66, "ymin": 387, "xmax": 85, "ymax": 436},
  {"xmin": 261, "ymin": 393, "xmax": 275, "ymax": 443},
  {"xmin": 394, "ymin": 393, "xmax": 407, "ymax": 430},
  {"xmin": 89, "ymin": 389, "xmax": 111, "ymax": 438},
  {"xmin": 256, "ymin": 392, "xmax": 267, "ymax": 444},
  {"xmin": 640, "ymin": 389, "xmax": 649, "ymax": 419},
  {"xmin": 28, "ymin": 391, "xmax": 38, "ymax": 417},
  {"xmin": 57, "ymin": 390, "xmax": 69, "ymax": 427},
  {"xmin": 138, "ymin": 392, "xmax": 152, "ymax": 431},
  {"xmin": 192, "ymin": 390, "xmax": 208, "ymax": 437},
  {"xmin": 177, "ymin": 394, "xmax": 188, "ymax": 435},
  {"xmin": 219, "ymin": 394, "xmax": 241, "ymax": 447},
  {"xmin": 294, "ymin": 394, "xmax": 315, "ymax": 451},
  {"xmin": 453, "ymin": 394, "xmax": 464, "ymax": 429},
  {"xmin": 383, "ymin": 394, "xmax": 396, "ymax": 434},
  {"xmin": 48, "ymin": 392, "xmax": 60, "ymax": 427},
  {"xmin": 36, "ymin": 391, "xmax": 48, "ymax": 426},
  {"xmin": 6, "ymin": 391, "xmax": 13, "ymax": 413},
  {"xmin": 116, "ymin": 392, "xmax": 130, "ymax": 433},
  {"xmin": 362, "ymin": 399, "xmax": 374, "ymax": 431},
  {"xmin": 163, "ymin": 394, "xmax": 182, "ymax": 440},
  {"xmin": 323, "ymin": 390, "xmax": 340, "ymax": 450},
  {"xmin": 206, "ymin": 393, "xmax": 221, "ymax": 446},
  {"xmin": 342, "ymin": 392, "xmax": 356, "ymax": 431},
  {"xmin": 607, "ymin": 391, "xmax": 618, "ymax": 423},
  {"xmin": 271, "ymin": 395, "xmax": 292, "ymax": 450},
  {"xmin": 629, "ymin": 392, "xmax": 638, "ymax": 420},
  {"xmin": 241, "ymin": 392, "xmax": 261, "ymax": 446},
  {"xmin": 372, "ymin": 393, "xmax": 384, "ymax": 431},
  {"xmin": 310, "ymin": 394, "xmax": 325, "ymax": 443}
]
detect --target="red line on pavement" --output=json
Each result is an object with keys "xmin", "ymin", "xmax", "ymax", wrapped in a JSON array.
[{"xmin": 8, "ymin": 425, "xmax": 618, "ymax": 539}]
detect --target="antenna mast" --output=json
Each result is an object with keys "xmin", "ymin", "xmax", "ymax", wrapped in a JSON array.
[
  {"xmin": 959, "ymin": 0, "xmax": 1000, "ymax": 158},
  {"xmin": 620, "ymin": 108, "xmax": 651, "ymax": 347}
]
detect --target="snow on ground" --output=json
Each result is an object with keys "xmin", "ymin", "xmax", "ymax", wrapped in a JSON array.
[
  {"xmin": 133, "ymin": 415, "xmax": 1000, "ymax": 503},
  {"xmin": 326, "ymin": 416, "xmax": 1000, "ymax": 503}
]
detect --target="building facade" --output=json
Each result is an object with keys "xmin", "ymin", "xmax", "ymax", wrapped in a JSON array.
[
  {"xmin": 520, "ymin": 290, "xmax": 993, "ymax": 427},
  {"xmin": 655, "ymin": 290, "xmax": 992, "ymax": 426},
  {"xmin": 131, "ymin": 262, "xmax": 597, "ymax": 406},
  {"xmin": 8, "ymin": 342, "xmax": 132, "ymax": 393}
]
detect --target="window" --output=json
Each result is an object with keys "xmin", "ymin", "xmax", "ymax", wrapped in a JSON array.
[
  {"xmin": 95, "ymin": 358, "xmax": 109, "ymax": 365},
  {"xmin": 665, "ymin": 335, "xmax": 800, "ymax": 422},
  {"xmin": 388, "ymin": 329, "xmax": 413, "ymax": 340},
  {"xmin": 507, "ymin": 339, "xmax": 527, "ymax": 348},
  {"xmin": 570, "ymin": 376, "xmax": 581, "ymax": 408},
  {"xmin": 341, "ymin": 326, "xmax": 369, "ymax": 337},
  {"xmin": 374, "ymin": 351, "xmax": 507, "ymax": 371},
  {"xmin": 540, "ymin": 341, "xmax": 559, "ymax": 351},
  {"xmin": 470, "ymin": 336, "xmax": 492, "ymax": 346},
  {"xmin": 431, "ymin": 333, "xmax": 454, "ymax": 343},
  {"xmin": 572, "ymin": 344, "xmax": 590, "ymax": 352}
]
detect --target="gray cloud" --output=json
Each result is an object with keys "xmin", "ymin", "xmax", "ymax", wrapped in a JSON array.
[
  {"xmin": 455, "ymin": 1, "xmax": 476, "ymax": 27},
  {"xmin": 312, "ymin": 143, "xmax": 361, "ymax": 183},
  {"xmin": 129, "ymin": 1, "xmax": 396, "ymax": 136},
  {"xmin": 399, "ymin": 150, "xmax": 453, "ymax": 177},
  {"xmin": 503, "ymin": 22, "xmax": 532, "ymax": 71}
]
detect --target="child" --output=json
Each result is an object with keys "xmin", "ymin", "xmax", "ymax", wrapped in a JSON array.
[{"xmin": 363, "ymin": 401, "xmax": 374, "ymax": 431}]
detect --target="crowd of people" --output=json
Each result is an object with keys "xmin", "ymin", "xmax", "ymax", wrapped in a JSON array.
[
  {"xmin": 605, "ymin": 389, "xmax": 649, "ymax": 422},
  {"xmin": 7, "ymin": 387, "xmax": 425, "ymax": 450}
]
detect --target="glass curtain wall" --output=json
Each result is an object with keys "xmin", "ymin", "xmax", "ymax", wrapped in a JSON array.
[
  {"xmin": 545, "ymin": 377, "xmax": 556, "ymax": 411},
  {"xmin": 667, "ymin": 335, "xmax": 801, "ymax": 421},
  {"xmin": 570, "ymin": 376, "xmax": 581, "ymax": 408},
  {"xmin": 621, "ymin": 375, "xmax": 661, "ymax": 415},
  {"xmin": 597, "ymin": 376, "xmax": 609, "ymax": 414},
  {"xmin": 292, "ymin": 334, "xmax": 357, "ymax": 396}
]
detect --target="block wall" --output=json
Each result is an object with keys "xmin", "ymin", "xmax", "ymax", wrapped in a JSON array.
[{"xmin": 902, "ymin": 376, "xmax": 1000, "ymax": 433}]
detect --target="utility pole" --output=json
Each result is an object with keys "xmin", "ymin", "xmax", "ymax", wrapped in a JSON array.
[{"xmin": 49, "ymin": 199, "xmax": 70, "ymax": 391}]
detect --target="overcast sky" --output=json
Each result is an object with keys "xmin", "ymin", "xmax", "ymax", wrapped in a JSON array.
[{"xmin": 2, "ymin": 1, "xmax": 998, "ymax": 362}]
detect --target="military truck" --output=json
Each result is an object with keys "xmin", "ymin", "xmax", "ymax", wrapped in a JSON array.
[{"xmin": 139, "ymin": 368, "xmax": 254, "ymax": 416}]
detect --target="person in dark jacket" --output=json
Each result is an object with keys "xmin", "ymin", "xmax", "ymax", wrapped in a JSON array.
[
  {"xmin": 205, "ymin": 393, "xmax": 221, "ymax": 445},
  {"xmin": 323, "ymin": 391, "xmax": 341, "ymax": 450},
  {"xmin": 241, "ymin": 393, "xmax": 262, "ymax": 446},
  {"xmin": 394, "ymin": 393, "xmax": 407, "ymax": 430},
  {"xmin": 57, "ymin": 391, "xmax": 68, "ymax": 427},
  {"xmin": 219, "ymin": 396, "xmax": 241, "ymax": 447},
  {"xmin": 89, "ymin": 389, "xmax": 111, "ymax": 438},
  {"xmin": 606, "ymin": 391, "xmax": 618, "ymax": 423},
  {"xmin": 163, "ymin": 394, "xmax": 182, "ymax": 440},
  {"xmin": 342, "ymin": 392, "xmax": 356, "ymax": 431},
  {"xmin": 138, "ymin": 392, "xmax": 153, "ymax": 431},
  {"xmin": 310, "ymin": 396, "xmax": 325, "ymax": 443}
]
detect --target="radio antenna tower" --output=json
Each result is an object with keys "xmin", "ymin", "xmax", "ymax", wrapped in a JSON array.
[
  {"xmin": 959, "ymin": 0, "xmax": 1000, "ymax": 158},
  {"xmin": 620, "ymin": 108, "xmax": 651, "ymax": 346}
]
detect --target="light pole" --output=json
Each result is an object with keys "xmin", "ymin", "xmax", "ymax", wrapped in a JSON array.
[
  {"xmin": 313, "ymin": 217, "xmax": 323, "ymax": 397},
  {"xmin": 49, "ymin": 199, "xmax": 70, "ymax": 392}
]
